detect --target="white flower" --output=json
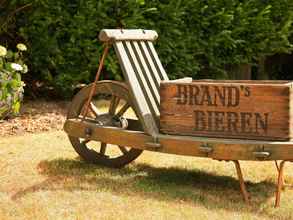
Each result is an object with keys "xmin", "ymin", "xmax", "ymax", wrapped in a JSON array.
[
  {"xmin": 10, "ymin": 63, "xmax": 23, "ymax": 71},
  {"xmin": 0, "ymin": 45, "xmax": 7, "ymax": 57},
  {"xmin": 16, "ymin": 43, "xmax": 27, "ymax": 51},
  {"xmin": 22, "ymin": 64, "xmax": 28, "ymax": 73}
]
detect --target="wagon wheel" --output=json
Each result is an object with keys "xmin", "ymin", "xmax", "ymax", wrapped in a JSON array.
[{"xmin": 67, "ymin": 80, "xmax": 143, "ymax": 168}]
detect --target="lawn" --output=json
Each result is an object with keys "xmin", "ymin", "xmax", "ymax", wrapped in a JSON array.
[{"xmin": 1, "ymin": 131, "xmax": 293, "ymax": 220}]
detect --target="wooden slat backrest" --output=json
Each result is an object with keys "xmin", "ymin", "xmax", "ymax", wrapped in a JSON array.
[{"xmin": 99, "ymin": 29, "xmax": 168, "ymax": 136}]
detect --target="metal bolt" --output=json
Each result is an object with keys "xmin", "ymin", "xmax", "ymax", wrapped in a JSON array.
[{"xmin": 85, "ymin": 127, "xmax": 92, "ymax": 138}]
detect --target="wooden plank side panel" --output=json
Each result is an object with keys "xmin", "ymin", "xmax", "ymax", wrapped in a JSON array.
[
  {"xmin": 290, "ymin": 85, "xmax": 293, "ymax": 138},
  {"xmin": 158, "ymin": 134, "xmax": 260, "ymax": 160},
  {"xmin": 132, "ymin": 41, "xmax": 160, "ymax": 105},
  {"xmin": 64, "ymin": 118, "xmax": 293, "ymax": 161},
  {"xmin": 160, "ymin": 81, "xmax": 291, "ymax": 141},
  {"xmin": 163, "ymin": 80, "xmax": 291, "ymax": 85},
  {"xmin": 139, "ymin": 42, "xmax": 162, "ymax": 88},
  {"xmin": 264, "ymin": 145, "xmax": 293, "ymax": 160},
  {"xmin": 147, "ymin": 42, "xmax": 169, "ymax": 81},
  {"xmin": 124, "ymin": 41, "xmax": 160, "ymax": 118},
  {"xmin": 158, "ymin": 134, "xmax": 293, "ymax": 160},
  {"xmin": 114, "ymin": 42, "xmax": 159, "ymax": 136}
]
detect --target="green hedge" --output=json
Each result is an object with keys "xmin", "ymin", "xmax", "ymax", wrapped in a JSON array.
[{"xmin": 2, "ymin": 0, "xmax": 293, "ymax": 97}]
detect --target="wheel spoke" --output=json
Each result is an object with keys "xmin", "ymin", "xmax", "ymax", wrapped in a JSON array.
[
  {"xmin": 118, "ymin": 146, "xmax": 128, "ymax": 155},
  {"xmin": 109, "ymin": 96, "xmax": 120, "ymax": 115},
  {"xmin": 116, "ymin": 103, "xmax": 130, "ymax": 117},
  {"xmin": 69, "ymin": 82, "xmax": 144, "ymax": 167},
  {"xmin": 100, "ymin": 142, "xmax": 107, "ymax": 155},
  {"xmin": 89, "ymin": 102, "xmax": 99, "ymax": 117}
]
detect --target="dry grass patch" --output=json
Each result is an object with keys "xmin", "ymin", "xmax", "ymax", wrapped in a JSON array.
[{"xmin": 1, "ymin": 131, "xmax": 293, "ymax": 219}]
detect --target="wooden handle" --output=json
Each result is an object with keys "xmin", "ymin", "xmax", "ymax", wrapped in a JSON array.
[{"xmin": 99, "ymin": 29, "xmax": 158, "ymax": 42}]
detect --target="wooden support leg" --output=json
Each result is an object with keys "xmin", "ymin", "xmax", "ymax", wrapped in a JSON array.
[
  {"xmin": 275, "ymin": 160, "xmax": 280, "ymax": 172},
  {"xmin": 275, "ymin": 160, "xmax": 286, "ymax": 208},
  {"xmin": 274, "ymin": 160, "xmax": 285, "ymax": 189},
  {"xmin": 233, "ymin": 160, "xmax": 250, "ymax": 204}
]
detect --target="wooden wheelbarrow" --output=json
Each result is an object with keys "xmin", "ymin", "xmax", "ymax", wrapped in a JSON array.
[{"xmin": 64, "ymin": 29, "xmax": 293, "ymax": 207}]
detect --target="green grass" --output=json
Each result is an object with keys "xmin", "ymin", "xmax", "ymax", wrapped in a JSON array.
[{"xmin": 1, "ymin": 131, "xmax": 293, "ymax": 220}]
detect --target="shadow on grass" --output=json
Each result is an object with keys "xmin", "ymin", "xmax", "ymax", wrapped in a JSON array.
[{"xmin": 12, "ymin": 158, "xmax": 278, "ymax": 216}]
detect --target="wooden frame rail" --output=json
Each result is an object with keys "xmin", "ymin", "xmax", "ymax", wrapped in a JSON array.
[{"xmin": 64, "ymin": 118, "xmax": 293, "ymax": 161}]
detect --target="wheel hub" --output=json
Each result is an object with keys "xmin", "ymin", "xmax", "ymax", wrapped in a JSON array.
[{"xmin": 95, "ymin": 114, "xmax": 128, "ymax": 129}]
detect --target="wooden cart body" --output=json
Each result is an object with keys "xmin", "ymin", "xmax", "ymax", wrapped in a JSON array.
[{"xmin": 64, "ymin": 29, "xmax": 293, "ymax": 207}]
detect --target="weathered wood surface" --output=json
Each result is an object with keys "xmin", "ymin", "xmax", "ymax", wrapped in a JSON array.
[
  {"xmin": 99, "ymin": 29, "xmax": 158, "ymax": 42},
  {"xmin": 113, "ymin": 39, "xmax": 169, "ymax": 136},
  {"xmin": 114, "ymin": 41, "xmax": 159, "ymax": 136},
  {"xmin": 64, "ymin": 118, "xmax": 154, "ymax": 149},
  {"xmin": 160, "ymin": 80, "xmax": 293, "ymax": 141},
  {"xmin": 99, "ymin": 29, "xmax": 169, "ymax": 137},
  {"xmin": 64, "ymin": 118, "xmax": 293, "ymax": 160}
]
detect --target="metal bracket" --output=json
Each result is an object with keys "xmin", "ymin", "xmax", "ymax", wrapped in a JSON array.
[
  {"xmin": 253, "ymin": 151, "xmax": 270, "ymax": 159},
  {"xmin": 145, "ymin": 136, "xmax": 162, "ymax": 150},
  {"xmin": 84, "ymin": 127, "xmax": 92, "ymax": 138},
  {"xmin": 145, "ymin": 142, "xmax": 162, "ymax": 149},
  {"xmin": 253, "ymin": 145, "xmax": 270, "ymax": 159},
  {"xmin": 199, "ymin": 143, "xmax": 214, "ymax": 153}
]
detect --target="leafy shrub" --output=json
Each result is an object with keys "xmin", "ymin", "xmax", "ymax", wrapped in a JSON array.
[
  {"xmin": 4, "ymin": 0, "xmax": 293, "ymax": 97},
  {"xmin": 183, "ymin": 0, "xmax": 293, "ymax": 78},
  {"xmin": 8, "ymin": 0, "xmax": 153, "ymax": 97},
  {"xmin": 144, "ymin": 0, "xmax": 202, "ymax": 79},
  {"xmin": 0, "ymin": 43, "xmax": 28, "ymax": 119},
  {"xmin": 0, "ymin": 1, "xmax": 31, "ymax": 47}
]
